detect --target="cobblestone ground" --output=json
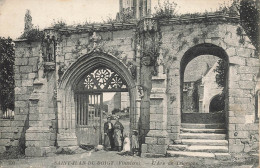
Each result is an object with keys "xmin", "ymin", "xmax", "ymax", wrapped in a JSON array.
[{"xmin": 0, "ymin": 149, "xmax": 258, "ymax": 168}]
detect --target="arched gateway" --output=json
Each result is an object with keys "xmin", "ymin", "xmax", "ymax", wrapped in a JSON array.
[
  {"xmin": 57, "ymin": 51, "xmax": 137, "ymax": 146},
  {"xmin": 5, "ymin": 14, "xmax": 259, "ymax": 158}
]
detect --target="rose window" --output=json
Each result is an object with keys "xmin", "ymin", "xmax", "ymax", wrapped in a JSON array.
[{"xmin": 81, "ymin": 67, "xmax": 127, "ymax": 91}]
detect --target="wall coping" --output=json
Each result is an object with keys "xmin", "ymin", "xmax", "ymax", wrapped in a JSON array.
[{"xmin": 38, "ymin": 14, "xmax": 240, "ymax": 36}]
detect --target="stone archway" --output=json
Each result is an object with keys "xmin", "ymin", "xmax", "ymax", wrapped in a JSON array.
[
  {"xmin": 180, "ymin": 43, "xmax": 229, "ymax": 124},
  {"xmin": 56, "ymin": 51, "xmax": 137, "ymax": 147},
  {"xmin": 209, "ymin": 94, "xmax": 225, "ymax": 112}
]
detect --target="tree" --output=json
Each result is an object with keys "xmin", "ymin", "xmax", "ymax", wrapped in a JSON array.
[
  {"xmin": 0, "ymin": 37, "xmax": 15, "ymax": 112},
  {"xmin": 239, "ymin": 0, "xmax": 259, "ymax": 52},
  {"xmin": 214, "ymin": 59, "xmax": 228, "ymax": 88},
  {"xmin": 229, "ymin": 0, "xmax": 259, "ymax": 52},
  {"xmin": 214, "ymin": 59, "xmax": 228, "ymax": 111},
  {"xmin": 238, "ymin": 0, "xmax": 260, "ymax": 52}
]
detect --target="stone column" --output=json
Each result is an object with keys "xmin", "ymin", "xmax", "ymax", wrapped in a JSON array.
[
  {"xmin": 141, "ymin": 74, "xmax": 169, "ymax": 157},
  {"xmin": 136, "ymin": 0, "xmax": 140, "ymax": 20},
  {"xmin": 56, "ymin": 89, "xmax": 78, "ymax": 148},
  {"xmin": 147, "ymin": 0, "xmax": 151, "ymax": 16},
  {"xmin": 25, "ymin": 78, "xmax": 56, "ymax": 157},
  {"xmin": 142, "ymin": 0, "xmax": 147, "ymax": 17}
]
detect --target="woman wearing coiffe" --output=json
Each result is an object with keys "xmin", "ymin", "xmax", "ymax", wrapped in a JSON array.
[{"xmin": 113, "ymin": 116, "xmax": 124, "ymax": 152}]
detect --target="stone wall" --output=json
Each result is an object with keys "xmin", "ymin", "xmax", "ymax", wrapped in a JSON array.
[
  {"xmin": 202, "ymin": 62, "xmax": 223, "ymax": 113},
  {"xmin": 54, "ymin": 28, "xmax": 139, "ymax": 148},
  {"xmin": 161, "ymin": 22, "xmax": 259, "ymax": 153},
  {"xmin": 0, "ymin": 41, "xmax": 40, "ymax": 153},
  {"xmin": 56, "ymin": 29, "xmax": 135, "ymax": 74},
  {"xmin": 1, "ymin": 16, "xmax": 259, "ymax": 157}
]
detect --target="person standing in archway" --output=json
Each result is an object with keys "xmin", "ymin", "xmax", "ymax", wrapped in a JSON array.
[
  {"xmin": 104, "ymin": 116, "xmax": 115, "ymax": 151},
  {"xmin": 113, "ymin": 116, "xmax": 124, "ymax": 152}
]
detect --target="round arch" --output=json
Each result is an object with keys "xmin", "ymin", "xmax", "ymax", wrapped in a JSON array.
[
  {"xmin": 57, "ymin": 51, "xmax": 137, "ymax": 136},
  {"xmin": 209, "ymin": 94, "xmax": 225, "ymax": 112},
  {"xmin": 180, "ymin": 43, "xmax": 229, "ymax": 122}
]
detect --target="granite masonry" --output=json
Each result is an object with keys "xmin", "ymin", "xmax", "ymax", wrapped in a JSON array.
[{"xmin": 0, "ymin": 14, "xmax": 259, "ymax": 158}]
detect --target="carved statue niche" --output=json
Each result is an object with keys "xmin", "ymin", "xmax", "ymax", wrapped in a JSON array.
[
  {"xmin": 42, "ymin": 35, "xmax": 56, "ymax": 62},
  {"xmin": 127, "ymin": 61, "xmax": 137, "ymax": 79}
]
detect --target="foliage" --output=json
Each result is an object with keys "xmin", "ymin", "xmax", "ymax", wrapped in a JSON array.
[
  {"xmin": 192, "ymin": 80, "xmax": 200, "ymax": 112},
  {"xmin": 239, "ymin": 0, "xmax": 259, "ymax": 52},
  {"xmin": 211, "ymin": 93, "xmax": 225, "ymax": 112},
  {"xmin": 0, "ymin": 146, "xmax": 25, "ymax": 160},
  {"xmin": 19, "ymin": 10, "xmax": 44, "ymax": 42},
  {"xmin": 216, "ymin": 0, "xmax": 240, "ymax": 15},
  {"xmin": 19, "ymin": 28, "xmax": 44, "ymax": 42},
  {"xmin": 51, "ymin": 19, "xmax": 67, "ymax": 29},
  {"xmin": 153, "ymin": 0, "xmax": 177, "ymax": 19},
  {"xmin": 193, "ymin": 37, "xmax": 199, "ymax": 44},
  {"xmin": 112, "ymin": 108, "xmax": 121, "ymax": 114},
  {"xmin": 55, "ymin": 148, "xmax": 75, "ymax": 155},
  {"xmin": 0, "ymin": 37, "xmax": 15, "ymax": 112},
  {"xmin": 214, "ymin": 59, "xmax": 228, "ymax": 88}
]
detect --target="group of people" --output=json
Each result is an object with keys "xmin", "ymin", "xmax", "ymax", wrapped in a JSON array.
[{"xmin": 103, "ymin": 116, "xmax": 139, "ymax": 154}]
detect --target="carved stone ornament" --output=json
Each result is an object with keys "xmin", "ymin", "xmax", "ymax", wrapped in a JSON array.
[
  {"xmin": 138, "ymin": 18, "xmax": 158, "ymax": 32},
  {"xmin": 128, "ymin": 62, "xmax": 136, "ymax": 79},
  {"xmin": 141, "ymin": 56, "xmax": 152, "ymax": 66},
  {"xmin": 42, "ymin": 35, "xmax": 56, "ymax": 62},
  {"xmin": 44, "ymin": 62, "xmax": 55, "ymax": 72},
  {"xmin": 138, "ymin": 86, "xmax": 144, "ymax": 99},
  {"xmin": 90, "ymin": 32, "xmax": 102, "ymax": 51}
]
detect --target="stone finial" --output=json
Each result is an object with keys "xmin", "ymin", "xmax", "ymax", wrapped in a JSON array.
[
  {"xmin": 138, "ymin": 18, "xmax": 158, "ymax": 32},
  {"xmin": 24, "ymin": 9, "xmax": 33, "ymax": 34}
]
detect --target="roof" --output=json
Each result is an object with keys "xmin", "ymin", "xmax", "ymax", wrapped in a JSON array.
[{"xmin": 184, "ymin": 55, "xmax": 220, "ymax": 82}]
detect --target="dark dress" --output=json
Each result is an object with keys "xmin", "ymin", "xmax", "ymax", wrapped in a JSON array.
[
  {"xmin": 104, "ymin": 122, "xmax": 115, "ymax": 149},
  {"xmin": 113, "ymin": 121, "xmax": 124, "ymax": 148}
]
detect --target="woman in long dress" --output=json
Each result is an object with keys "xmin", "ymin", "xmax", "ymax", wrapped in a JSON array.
[{"xmin": 113, "ymin": 116, "xmax": 124, "ymax": 152}]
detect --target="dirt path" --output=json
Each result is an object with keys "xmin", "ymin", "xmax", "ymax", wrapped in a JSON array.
[{"xmin": 0, "ymin": 149, "xmax": 258, "ymax": 168}]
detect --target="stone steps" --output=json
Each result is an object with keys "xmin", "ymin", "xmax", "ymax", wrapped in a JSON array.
[
  {"xmin": 167, "ymin": 151, "xmax": 231, "ymax": 160},
  {"xmin": 181, "ymin": 123, "xmax": 225, "ymax": 129},
  {"xmin": 167, "ymin": 123, "xmax": 230, "ymax": 159},
  {"xmin": 167, "ymin": 151, "xmax": 215, "ymax": 158},
  {"xmin": 181, "ymin": 128, "xmax": 226, "ymax": 133},
  {"xmin": 174, "ymin": 139, "xmax": 228, "ymax": 146},
  {"xmin": 180, "ymin": 133, "xmax": 226, "ymax": 140},
  {"xmin": 168, "ymin": 144, "xmax": 228, "ymax": 153},
  {"xmin": 181, "ymin": 113, "xmax": 225, "ymax": 123}
]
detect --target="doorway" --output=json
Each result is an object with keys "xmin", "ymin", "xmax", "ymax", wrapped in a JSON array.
[
  {"xmin": 74, "ymin": 66, "xmax": 130, "ymax": 146},
  {"xmin": 180, "ymin": 44, "xmax": 229, "ymax": 124}
]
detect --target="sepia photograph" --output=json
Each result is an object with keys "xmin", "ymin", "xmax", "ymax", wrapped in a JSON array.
[{"xmin": 0, "ymin": 0, "xmax": 259, "ymax": 167}]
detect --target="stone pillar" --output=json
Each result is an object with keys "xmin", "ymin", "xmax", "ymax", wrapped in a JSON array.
[
  {"xmin": 25, "ymin": 78, "xmax": 56, "ymax": 157},
  {"xmin": 136, "ymin": 0, "xmax": 140, "ymax": 20},
  {"xmin": 141, "ymin": 74, "xmax": 169, "ymax": 157},
  {"xmin": 147, "ymin": 0, "xmax": 151, "ymax": 16},
  {"xmin": 119, "ymin": 0, "xmax": 123, "ymax": 13},
  {"xmin": 228, "ymin": 60, "xmax": 259, "ymax": 153},
  {"xmin": 56, "ymin": 90, "xmax": 78, "ymax": 148},
  {"xmin": 142, "ymin": 0, "xmax": 147, "ymax": 17}
]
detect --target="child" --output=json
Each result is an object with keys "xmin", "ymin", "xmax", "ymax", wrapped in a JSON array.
[
  {"xmin": 122, "ymin": 133, "xmax": 131, "ymax": 154},
  {"xmin": 132, "ymin": 130, "xmax": 139, "ymax": 156}
]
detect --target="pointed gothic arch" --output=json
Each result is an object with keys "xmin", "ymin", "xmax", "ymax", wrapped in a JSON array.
[{"xmin": 56, "ymin": 51, "xmax": 137, "ymax": 146}]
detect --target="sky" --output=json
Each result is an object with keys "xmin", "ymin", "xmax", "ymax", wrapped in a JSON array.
[{"xmin": 0, "ymin": 0, "xmax": 232, "ymax": 39}]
